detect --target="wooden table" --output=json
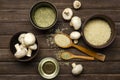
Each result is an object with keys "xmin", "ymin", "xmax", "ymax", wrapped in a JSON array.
[{"xmin": 0, "ymin": 0, "xmax": 120, "ymax": 80}]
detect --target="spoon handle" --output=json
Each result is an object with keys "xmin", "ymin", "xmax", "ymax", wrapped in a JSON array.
[
  {"xmin": 72, "ymin": 44, "xmax": 106, "ymax": 61},
  {"xmin": 73, "ymin": 55, "xmax": 95, "ymax": 60}
]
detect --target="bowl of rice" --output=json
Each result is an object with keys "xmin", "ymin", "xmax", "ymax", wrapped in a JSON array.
[{"xmin": 82, "ymin": 14, "xmax": 116, "ymax": 49}]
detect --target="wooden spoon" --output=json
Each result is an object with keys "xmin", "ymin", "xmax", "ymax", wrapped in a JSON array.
[
  {"xmin": 54, "ymin": 33, "xmax": 106, "ymax": 61},
  {"xmin": 61, "ymin": 51, "xmax": 95, "ymax": 60}
]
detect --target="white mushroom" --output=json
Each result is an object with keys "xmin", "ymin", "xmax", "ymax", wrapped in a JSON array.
[
  {"xmin": 18, "ymin": 33, "xmax": 26, "ymax": 45},
  {"xmin": 73, "ymin": 40, "xmax": 79, "ymax": 44},
  {"xmin": 70, "ymin": 31, "xmax": 81, "ymax": 39},
  {"xmin": 28, "ymin": 43, "xmax": 37, "ymax": 50},
  {"xmin": 62, "ymin": 8, "xmax": 73, "ymax": 20},
  {"xmin": 19, "ymin": 44, "xmax": 27, "ymax": 50},
  {"xmin": 23, "ymin": 33, "xmax": 36, "ymax": 46},
  {"xmin": 70, "ymin": 31, "xmax": 81, "ymax": 44},
  {"xmin": 70, "ymin": 16, "xmax": 81, "ymax": 30},
  {"xmin": 72, "ymin": 63, "xmax": 83, "ymax": 75},
  {"xmin": 14, "ymin": 43, "xmax": 27, "ymax": 58},
  {"xmin": 14, "ymin": 32, "xmax": 37, "ymax": 58},
  {"xmin": 26, "ymin": 48, "xmax": 32, "ymax": 57},
  {"xmin": 73, "ymin": 0, "xmax": 81, "ymax": 9}
]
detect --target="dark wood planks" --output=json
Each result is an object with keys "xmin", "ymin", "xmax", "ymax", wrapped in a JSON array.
[
  {"xmin": 0, "ymin": 22, "xmax": 120, "ymax": 35},
  {"xmin": 0, "ymin": 62, "xmax": 119, "ymax": 74},
  {"xmin": 0, "ymin": 0, "xmax": 120, "ymax": 80},
  {"xmin": 0, "ymin": 0, "xmax": 120, "ymax": 10},
  {"xmin": 0, "ymin": 74, "xmax": 120, "ymax": 80}
]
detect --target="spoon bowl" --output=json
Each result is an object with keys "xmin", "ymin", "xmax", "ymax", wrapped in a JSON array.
[{"xmin": 54, "ymin": 34, "xmax": 72, "ymax": 48}]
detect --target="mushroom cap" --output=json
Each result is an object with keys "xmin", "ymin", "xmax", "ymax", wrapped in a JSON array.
[
  {"xmin": 29, "ymin": 43, "xmax": 37, "ymax": 50},
  {"xmin": 14, "ymin": 44, "xmax": 27, "ymax": 59},
  {"xmin": 70, "ymin": 31, "xmax": 81, "ymax": 40},
  {"xmin": 62, "ymin": 8, "xmax": 73, "ymax": 20},
  {"xmin": 24, "ymin": 33, "xmax": 36, "ymax": 46},
  {"xmin": 14, "ymin": 49, "xmax": 27, "ymax": 58},
  {"xmin": 73, "ymin": 0, "xmax": 81, "ymax": 9},
  {"xmin": 70, "ymin": 16, "xmax": 81, "ymax": 30},
  {"xmin": 18, "ymin": 33, "xmax": 26, "ymax": 44},
  {"xmin": 72, "ymin": 64, "xmax": 83, "ymax": 75}
]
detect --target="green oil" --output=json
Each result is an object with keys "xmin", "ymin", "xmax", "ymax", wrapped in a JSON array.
[{"xmin": 42, "ymin": 61, "xmax": 56, "ymax": 74}]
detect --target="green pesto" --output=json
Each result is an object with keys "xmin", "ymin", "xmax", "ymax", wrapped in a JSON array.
[{"xmin": 34, "ymin": 7, "xmax": 56, "ymax": 28}]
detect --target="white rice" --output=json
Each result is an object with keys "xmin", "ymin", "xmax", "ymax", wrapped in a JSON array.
[{"xmin": 84, "ymin": 19, "xmax": 111, "ymax": 46}]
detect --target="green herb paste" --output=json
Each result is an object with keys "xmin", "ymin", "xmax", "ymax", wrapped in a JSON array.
[{"xmin": 34, "ymin": 7, "xmax": 56, "ymax": 28}]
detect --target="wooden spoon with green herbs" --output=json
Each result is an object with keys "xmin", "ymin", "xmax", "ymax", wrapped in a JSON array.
[{"xmin": 61, "ymin": 51, "xmax": 94, "ymax": 60}]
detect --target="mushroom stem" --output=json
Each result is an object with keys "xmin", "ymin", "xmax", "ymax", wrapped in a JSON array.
[
  {"xmin": 76, "ymin": 2, "xmax": 80, "ymax": 7},
  {"xmin": 26, "ymin": 49, "xmax": 32, "ymax": 57},
  {"xmin": 73, "ymin": 40, "xmax": 78, "ymax": 44},
  {"xmin": 72, "ymin": 63, "xmax": 76, "ymax": 68},
  {"xmin": 64, "ymin": 10, "xmax": 69, "ymax": 16},
  {"xmin": 15, "ymin": 43, "xmax": 21, "ymax": 51}
]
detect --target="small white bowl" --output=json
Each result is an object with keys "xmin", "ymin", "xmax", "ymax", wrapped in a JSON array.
[{"xmin": 38, "ymin": 57, "xmax": 59, "ymax": 79}]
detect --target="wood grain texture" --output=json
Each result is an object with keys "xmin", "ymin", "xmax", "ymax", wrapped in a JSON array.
[
  {"xmin": 0, "ymin": 0, "xmax": 120, "ymax": 80},
  {"xmin": 0, "ymin": 22, "xmax": 120, "ymax": 35},
  {"xmin": 0, "ymin": 62, "xmax": 119, "ymax": 74},
  {"xmin": 0, "ymin": 0, "xmax": 120, "ymax": 10},
  {"xmin": 0, "ymin": 74, "xmax": 119, "ymax": 80}
]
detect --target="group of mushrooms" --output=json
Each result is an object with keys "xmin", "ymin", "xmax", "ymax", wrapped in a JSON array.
[
  {"xmin": 62, "ymin": 0, "xmax": 81, "ymax": 44},
  {"xmin": 62, "ymin": 0, "xmax": 83, "ymax": 75},
  {"xmin": 14, "ymin": 33, "xmax": 37, "ymax": 58}
]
